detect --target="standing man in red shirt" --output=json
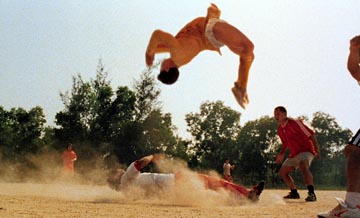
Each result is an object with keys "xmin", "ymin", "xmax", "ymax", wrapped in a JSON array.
[
  {"xmin": 62, "ymin": 143, "xmax": 77, "ymax": 175},
  {"xmin": 274, "ymin": 106, "xmax": 321, "ymax": 202}
]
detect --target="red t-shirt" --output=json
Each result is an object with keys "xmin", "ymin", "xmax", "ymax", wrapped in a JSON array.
[
  {"xmin": 62, "ymin": 150, "xmax": 77, "ymax": 172},
  {"xmin": 277, "ymin": 118, "xmax": 315, "ymax": 158}
]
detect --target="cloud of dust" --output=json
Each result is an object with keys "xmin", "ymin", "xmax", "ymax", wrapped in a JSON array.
[
  {"xmin": 115, "ymin": 157, "xmax": 250, "ymax": 207},
  {"xmin": 0, "ymin": 153, "xmax": 254, "ymax": 206},
  {"xmin": 0, "ymin": 147, "xmax": 125, "ymax": 203},
  {"xmin": 0, "ymin": 147, "xmax": 112, "ymax": 184}
]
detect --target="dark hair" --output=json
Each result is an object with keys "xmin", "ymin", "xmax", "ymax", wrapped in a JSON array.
[
  {"xmin": 157, "ymin": 67, "xmax": 179, "ymax": 85},
  {"xmin": 274, "ymin": 106, "xmax": 287, "ymax": 113}
]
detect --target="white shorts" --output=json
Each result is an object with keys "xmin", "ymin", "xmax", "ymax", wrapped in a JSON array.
[
  {"xmin": 205, "ymin": 18, "xmax": 226, "ymax": 48},
  {"xmin": 283, "ymin": 152, "xmax": 314, "ymax": 168}
]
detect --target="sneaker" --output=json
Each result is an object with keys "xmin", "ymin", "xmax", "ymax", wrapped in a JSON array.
[
  {"xmin": 283, "ymin": 191, "xmax": 300, "ymax": 199},
  {"xmin": 248, "ymin": 181, "xmax": 265, "ymax": 201},
  {"xmin": 305, "ymin": 192, "xmax": 317, "ymax": 202},
  {"xmin": 318, "ymin": 198, "xmax": 360, "ymax": 218},
  {"xmin": 231, "ymin": 83, "xmax": 249, "ymax": 109}
]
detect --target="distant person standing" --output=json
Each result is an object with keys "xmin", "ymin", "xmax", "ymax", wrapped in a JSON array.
[
  {"xmin": 223, "ymin": 158, "xmax": 235, "ymax": 182},
  {"xmin": 62, "ymin": 143, "xmax": 77, "ymax": 175},
  {"xmin": 347, "ymin": 35, "xmax": 360, "ymax": 84},
  {"xmin": 274, "ymin": 106, "xmax": 321, "ymax": 202}
]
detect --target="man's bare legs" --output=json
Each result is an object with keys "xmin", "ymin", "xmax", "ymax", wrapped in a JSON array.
[
  {"xmin": 298, "ymin": 160, "xmax": 314, "ymax": 186},
  {"xmin": 345, "ymin": 144, "xmax": 360, "ymax": 193},
  {"xmin": 278, "ymin": 166, "xmax": 297, "ymax": 190},
  {"xmin": 318, "ymin": 139, "xmax": 360, "ymax": 217},
  {"xmin": 212, "ymin": 21, "xmax": 254, "ymax": 109}
]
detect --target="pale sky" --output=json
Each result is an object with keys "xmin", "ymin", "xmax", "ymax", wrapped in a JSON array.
[{"xmin": 1, "ymin": 0, "xmax": 359, "ymax": 139}]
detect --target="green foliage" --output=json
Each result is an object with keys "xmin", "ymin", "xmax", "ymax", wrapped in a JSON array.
[
  {"xmin": 237, "ymin": 116, "xmax": 279, "ymax": 184},
  {"xmin": 115, "ymin": 65, "xmax": 178, "ymax": 163},
  {"xmin": 53, "ymin": 60, "xmax": 178, "ymax": 168},
  {"xmin": 0, "ymin": 106, "xmax": 46, "ymax": 161},
  {"xmin": 133, "ymin": 68, "xmax": 161, "ymax": 122},
  {"xmin": 185, "ymin": 101, "xmax": 241, "ymax": 170},
  {"xmin": 309, "ymin": 111, "xmax": 352, "ymax": 187},
  {"xmin": 0, "ymin": 60, "xmax": 355, "ymax": 188}
]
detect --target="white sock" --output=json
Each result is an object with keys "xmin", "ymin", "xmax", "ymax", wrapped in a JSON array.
[{"xmin": 345, "ymin": 192, "xmax": 360, "ymax": 208}]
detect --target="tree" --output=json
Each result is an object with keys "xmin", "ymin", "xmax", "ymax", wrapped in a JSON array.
[
  {"xmin": 237, "ymin": 116, "xmax": 279, "ymax": 185},
  {"xmin": 138, "ymin": 110, "xmax": 176, "ymax": 153},
  {"xmin": 55, "ymin": 73, "xmax": 93, "ymax": 144},
  {"xmin": 185, "ymin": 101, "xmax": 241, "ymax": 171},
  {"xmin": 0, "ymin": 106, "xmax": 46, "ymax": 161},
  {"xmin": 310, "ymin": 111, "xmax": 352, "ymax": 187},
  {"xmin": 133, "ymin": 67, "xmax": 161, "ymax": 122}
]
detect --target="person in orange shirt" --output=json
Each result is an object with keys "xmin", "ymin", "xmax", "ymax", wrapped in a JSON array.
[
  {"xmin": 62, "ymin": 143, "xmax": 77, "ymax": 174},
  {"xmin": 145, "ymin": 3, "xmax": 255, "ymax": 109}
]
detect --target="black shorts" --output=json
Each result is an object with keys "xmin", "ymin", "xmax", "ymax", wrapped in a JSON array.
[{"xmin": 349, "ymin": 128, "xmax": 360, "ymax": 146}]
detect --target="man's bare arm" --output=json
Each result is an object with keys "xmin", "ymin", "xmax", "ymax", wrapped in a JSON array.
[
  {"xmin": 136, "ymin": 154, "xmax": 165, "ymax": 170},
  {"xmin": 145, "ymin": 30, "xmax": 177, "ymax": 66},
  {"xmin": 347, "ymin": 35, "xmax": 360, "ymax": 81}
]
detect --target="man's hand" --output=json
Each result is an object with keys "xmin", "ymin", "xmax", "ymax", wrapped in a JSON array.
[
  {"xmin": 145, "ymin": 52, "xmax": 154, "ymax": 67},
  {"xmin": 276, "ymin": 153, "xmax": 284, "ymax": 165}
]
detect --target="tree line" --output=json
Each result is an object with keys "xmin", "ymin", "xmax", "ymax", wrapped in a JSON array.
[{"xmin": 0, "ymin": 60, "xmax": 353, "ymax": 188}]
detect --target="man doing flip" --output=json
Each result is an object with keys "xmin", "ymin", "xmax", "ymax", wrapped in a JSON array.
[{"xmin": 145, "ymin": 3, "xmax": 255, "ymax": 109}]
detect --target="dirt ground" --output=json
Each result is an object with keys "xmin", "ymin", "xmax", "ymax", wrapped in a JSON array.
[{"xmin": 0, "ymin": 182, "xmax": 345, "ymax": 218}]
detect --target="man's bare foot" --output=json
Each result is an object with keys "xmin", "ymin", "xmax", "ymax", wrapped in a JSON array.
[{"xmin": 231, "ymin": 83, "xmax": 249, "ymax": 109}]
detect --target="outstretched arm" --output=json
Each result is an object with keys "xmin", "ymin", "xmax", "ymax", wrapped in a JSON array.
[
  {"xmin": 347, "ymin": 35, "xmax": 360, "ymax": 81},
  {"xmin": 135, "ymin": 154, "xmax": 165, "ymax": 170},
  {"xmin": 145, "ymin": 30, "xmax": 178, "ymax": 67},
  {"xmin": 276, "ymin": 146, "xmax": 287, "ymax": 164}
]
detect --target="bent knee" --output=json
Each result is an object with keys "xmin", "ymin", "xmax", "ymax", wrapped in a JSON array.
[
  {"xmin": 298, "ymin": 161, "xmax": 310, "ymax": 171},
  {"xmin": 279, "ymin": 167, "xmax": 292, "ymax": 176},
  {"xmin": 236, "ymin": 42, "xmax": 254, "ymax": 61}
]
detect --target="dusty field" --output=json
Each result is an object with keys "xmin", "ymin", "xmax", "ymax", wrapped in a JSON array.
[{"xmin": 0, "ymin": 182, "xmax": 345, "ymax": 218}]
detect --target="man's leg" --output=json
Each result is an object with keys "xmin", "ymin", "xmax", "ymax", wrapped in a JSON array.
[
  {"xmin": 197, "ymin": 174, "xmax": 264, "ymax": 200},
  {"xmin": 279, "ymin": 165, "xmax": 300, "ymax": 199},
  {"xmin": 298, "ymin": 159, "xmax": 317, "ymax": 202},
  {"xmin": 279, "ymin": 165, "xmax": 296, "ymax": 190},
  {"xmin": 199, "ymin": 174, "xmax": 249, "ymax": 196},
  {"xmin": 345, "ymin": 144, "xmax": 360, "ymax": 208},
  {"xmin": 318, "ymin": 143, "xmax": 360, "ymax": 217},
  {"xmin": 212, "ymin": 21, "xmax": 254, "ymax": 109}
]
